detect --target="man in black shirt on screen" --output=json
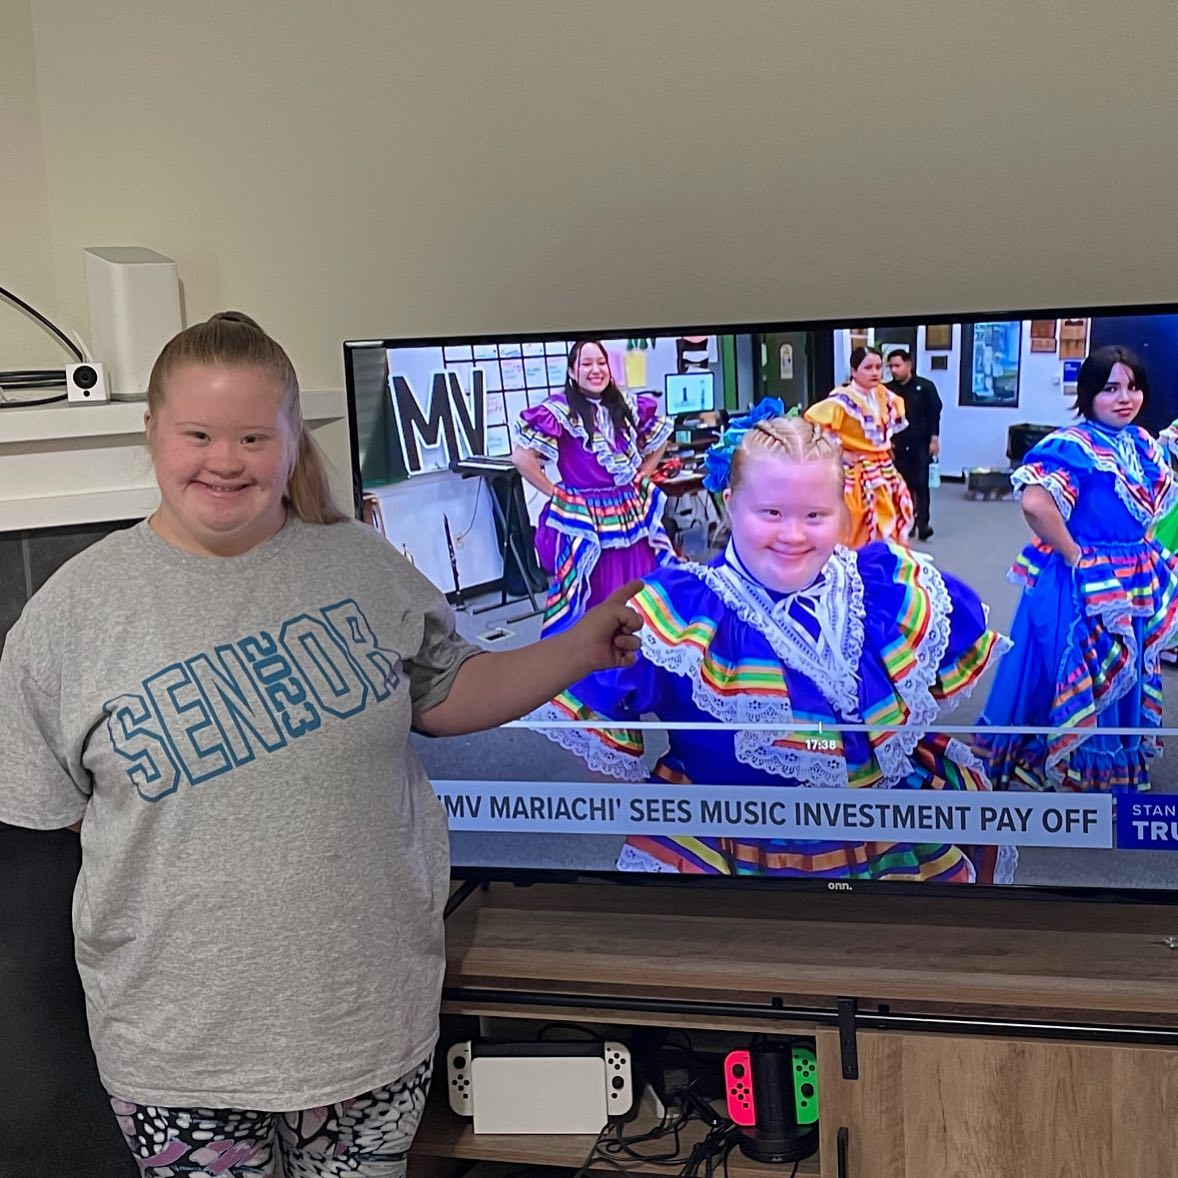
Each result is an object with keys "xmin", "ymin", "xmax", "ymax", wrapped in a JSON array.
[{"xmin": 886, "ymin": 348, "xmax": 943, "ymax": 540}]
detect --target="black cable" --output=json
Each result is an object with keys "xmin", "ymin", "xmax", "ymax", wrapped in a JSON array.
[
  {"xmin": 454, "ymin": 477, "xmax": 484, "ymax": 541},
  {"xmin": 571, "ymin": 1122, "xmax": 612, "ymax": 1178},
  {"xmin": 601, "ymin": 1106, "xmax": 688, "ymax": 1165},
  {"xmin": 598, "ymin": 1082, "xmax": 744, "ymax": 1178},
  {"xmin": 0, "ymin": 283, "xmax": 84, "ymax": 363},
  {"xmin": 0, "ymin": 283, "xmax": 84, "ymax": 406},
  {"xmin": 0, "ymin": 392, "xmax": 68, "ymax": 407},
  {"xmin": 0, "ymin": 370, "xmax": 70, "ymax": 382},
  {"xmin": 0, "ymin": 376, "xmax": 69, "ymax": 404},
  {"xmin": 534, "ymin": 1022, "xmax": 605, "ymax": 1042}
]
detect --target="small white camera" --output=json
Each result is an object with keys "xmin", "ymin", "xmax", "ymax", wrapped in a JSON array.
[{"xmin": 66, "ymin": 361, "xmax": 110, "ymax": 403}]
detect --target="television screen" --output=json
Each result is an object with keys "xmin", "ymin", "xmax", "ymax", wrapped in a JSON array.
[{"xmin": 344, "ymin": 305, "xmax": 1178, "ymax": 898}]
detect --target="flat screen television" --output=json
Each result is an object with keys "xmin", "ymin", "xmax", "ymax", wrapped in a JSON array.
[{"xmin": 343, "ymin": 302, "xmax": 1178, "ymax": 902}]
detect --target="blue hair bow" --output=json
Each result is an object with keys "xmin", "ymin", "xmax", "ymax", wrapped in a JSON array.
[{"xmin": 703, "ymin": 397, "xmax": 789, "ymax": 492}]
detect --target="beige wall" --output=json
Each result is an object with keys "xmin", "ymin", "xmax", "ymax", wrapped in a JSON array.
[
  {"xmin": 1, "ymin": 0, "xmax": 57, "ymax": 368},
  {"xmin": 17, "ymin": 1, "xmax": 1178, "ymax": 391}
]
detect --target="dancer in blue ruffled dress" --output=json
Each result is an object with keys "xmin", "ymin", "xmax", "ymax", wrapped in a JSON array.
[
  {"xmin": 528, "ymin": 401, "xmax": 1012, "ymax": 881},
  {"xmin": 978, "ymin": 346, "xmax": 1178, "ymax": 792}
]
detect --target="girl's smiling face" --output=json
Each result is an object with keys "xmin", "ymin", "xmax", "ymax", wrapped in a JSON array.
[
  {"xmin": 571, "ymin": 343, "xmax": 611, "ymax": 398},
  {"xmin": 146, "ymin": 362, "xmax": 297, "ymax": 557},
  {"xmin": 724, "ymin": 452, "xmax": 848, "ymax": 592}
]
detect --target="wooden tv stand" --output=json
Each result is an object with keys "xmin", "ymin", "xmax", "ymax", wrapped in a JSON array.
[{"xmin": 414, "ymin": 882, "xmax": 1178, "ymax": 1178}]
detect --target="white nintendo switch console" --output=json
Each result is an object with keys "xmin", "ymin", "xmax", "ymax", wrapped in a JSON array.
[{"xmin": 445, "ymin": 1039, "xmax": 633, "ymax": 1134}]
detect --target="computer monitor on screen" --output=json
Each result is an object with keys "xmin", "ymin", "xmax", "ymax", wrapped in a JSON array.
[{"xmin": 665, "ymin": 371, "xmax": 715, "ymax": 416}]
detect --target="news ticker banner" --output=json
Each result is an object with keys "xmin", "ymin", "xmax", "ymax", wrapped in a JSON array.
[{"xmin": 433, "ymin": 781, "xmax": 1137, "ymax": 849}]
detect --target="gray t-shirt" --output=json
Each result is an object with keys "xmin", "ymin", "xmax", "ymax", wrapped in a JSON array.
[{"xmin": 0, "ymin": 516, "xmax": 480, "ymax": 1109}]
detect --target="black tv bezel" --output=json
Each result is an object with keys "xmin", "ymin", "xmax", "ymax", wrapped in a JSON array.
[{"xmin": 343, "ymin": 297, "xmax": 1178, "ymax": 908}]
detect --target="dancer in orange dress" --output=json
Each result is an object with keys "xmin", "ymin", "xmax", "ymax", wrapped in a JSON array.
[{"xmin": 804, "ymin": 346, "xmax": 915, "ymax": 546}]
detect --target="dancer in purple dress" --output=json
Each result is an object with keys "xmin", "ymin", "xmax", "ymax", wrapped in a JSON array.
[{"xmin": 512, "ymin": 340, "xmax": 678, "ymax": 636}]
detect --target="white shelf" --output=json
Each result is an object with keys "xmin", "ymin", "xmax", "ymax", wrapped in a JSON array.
[
  {"xmin": 0, "ymin": 488, "xmax": 162, "ymax": 533},
  {"xmin": 0, "ymin": 388, "xmax": 347, "ymax": 443},
  {"xmin": 0, "ymin": 389, "xmax": 352, "ymax": 533}
]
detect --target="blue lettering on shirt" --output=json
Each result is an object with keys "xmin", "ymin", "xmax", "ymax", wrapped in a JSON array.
[
  {"xmin": 143, "ymin": 663, "xmax": 233, "ymax": 784},
  {"xmin": 279, "ymin": 614, "xmax": 369, "ymax": 719},
  {"xmin": 188, "ymin": 645, "xmax": 287, "ymax": 765},
  {"xmin": 239, "ymin": 632, "xmax": 322, "ymax": 739},
  {"xmin": 104, "ymin": 692, "xmax": 184, "ymax": 802},
  {"xmin": 322, "ymin": 598, "xmax": 400, "ymax": 699},
  {"xmin": 108, "ymin": 601, "xmax": 406, "ymax": 804}
]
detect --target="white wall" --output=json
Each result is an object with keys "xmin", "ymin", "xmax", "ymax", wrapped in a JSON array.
[
  {"xmin": 11, "ymin": 0, "xmax": 1178, "ymax": 588},
  {"xmin": 0, "ymin": 0, "xmax": 58, "ymax": 369},
  {"xmin": 20, "ymin": 0, "xmax": 1178, "ymax": 400}
]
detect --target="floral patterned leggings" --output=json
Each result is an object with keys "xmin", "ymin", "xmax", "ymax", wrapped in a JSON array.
[{"xmin": 109, "ymin": 1057, "xmax": 431, "ymax": 1177}]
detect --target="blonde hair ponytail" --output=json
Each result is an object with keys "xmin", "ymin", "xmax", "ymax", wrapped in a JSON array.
[
  {"xmin": 728, "ymin": 414, "xmax": 844, "ymax": 496},
  {"xmin": 147, "ymin": 310, "xmax": 349, "ymax": 525},
  {"xmin": 287, "ymin": 429, "xmax": 349, "ymax": 524}
]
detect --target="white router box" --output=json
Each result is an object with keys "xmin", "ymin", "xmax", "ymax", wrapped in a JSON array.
[{"xmin": 83, "ymin": 246, "xmax": 183, "ymax": 401}]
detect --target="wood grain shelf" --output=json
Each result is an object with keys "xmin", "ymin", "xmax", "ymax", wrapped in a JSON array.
[
  {"xmin": 423, "ymin": 883, "xmax": 1178, "ymax": 1177},
  {"xmin": 413, "ymin": 1084, "xmax": 820, "ymax": 1177},
  {"xmin": 443, "ymin": 884, "xmax": 1178, "ymax": 1018}
]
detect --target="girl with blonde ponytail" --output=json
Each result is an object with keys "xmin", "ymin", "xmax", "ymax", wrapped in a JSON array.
[
  {"xmin": 145, "ymin": 310, "xmax": 349, "ymax": 531},
  {"xmin": 1, "ymin": 310, "xmax": 647, "ymax": 1175}
]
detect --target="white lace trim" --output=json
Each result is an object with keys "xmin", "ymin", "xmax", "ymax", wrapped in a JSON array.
[
  {"xmin": 656, "ymin": 546, "xmax": 968, "ymax": 788},
  {"xmin": 993, "ymin": 844, "xmax": 1019, "ymax": 885},
  {"xmin": 635, "ymin": 570, "xmax": 853, "ymax": 788},
  {"xmin": 1050, "ymin": 426, "xmax": 1161, "ymax": 527},
  {"xmin": 683, "ymin": 553, "xmax": 862, "ymax": 787},
  {"xmin": 543, "ymin": 394, "xmax": 648, "ymax": 486},
  {"xmin": 524, "ymin": 701, "xmax": 647, "ymax": 782},
  {"xmin": 945, "ymin": 735, "xmax": 989, "ymax": 778},
  {"xmin": 1153, "ymin": 446, "xmax": 1178, "ymax": 517},
  {"xmin": 938, "ymin": 633, "xmax": 1014, "ymax": 718},
  {"xmin": 512, "ymin": 417, "xmax": 559, "ymax": 463},
  {"xmin": 884, "ymin": 549, "xmax": 954, "ymax": 746},
  {"xmin": 866, "ymin": 552, "xmax": 998, "ymax": 780},
  {"xmin": 641, "ymin": 413, "xmax": 674, "ymax": 455},
  {"xmin": 732, "ymin": 730, "xmax": 851, "ymax": 788},
  {"xmin": 1011, "ymin": 465, "xmax": 1074, "ymax": 521},
  {"xmin": 828, "ymin": 387, "xmax": 900, "ymax": 449},
  {"xmin": 699, "ymin": 545, "xmax": 865, "ymax": 719}
]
